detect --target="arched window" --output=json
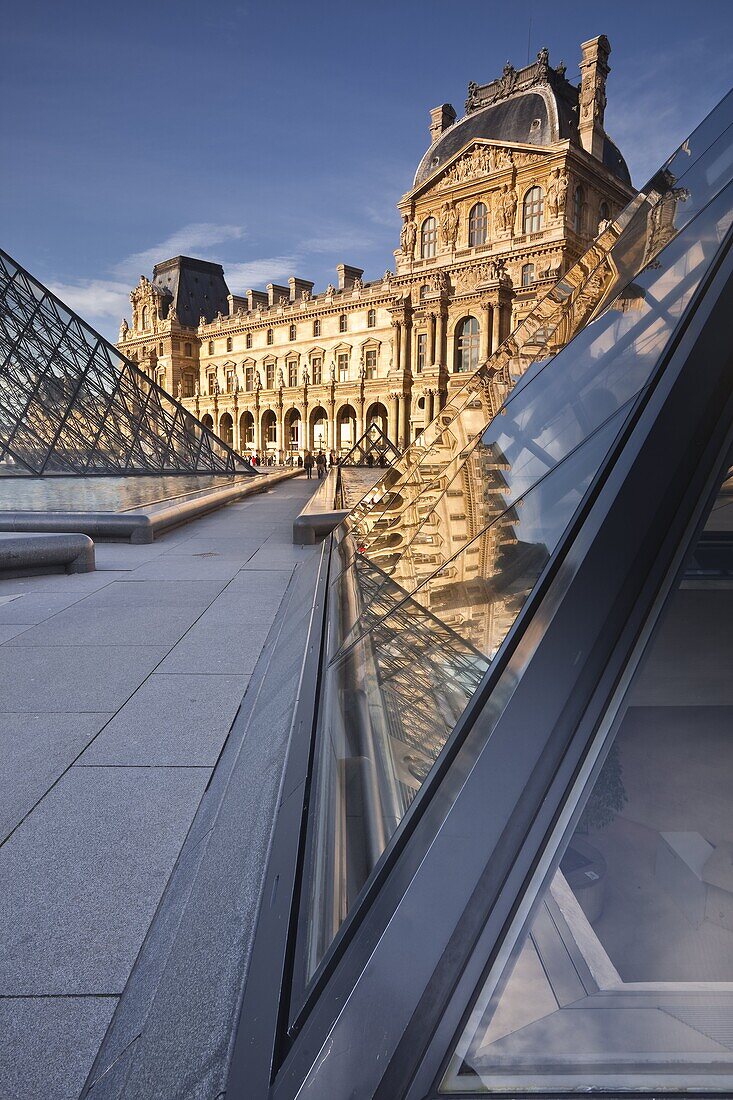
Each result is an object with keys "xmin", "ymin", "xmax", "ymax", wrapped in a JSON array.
[
  {"xmin": 141, "ymin": 306, "xmax": 149, "ymax": 328},
  {"xmin": 367, "ymin": 308, "xmax": 376, "ymax": 328},
  {"xmin": 521, "ymin": 263, "xmax": 536, "ymax": 287},
  {"xmin": 246, "ymin": 332, "xmax": 252, "ymax": 350},
  {"xmin": 522, "ymin": 187, "xmax": 544, "ymax": 234},
  {"xmin": 208, "ymin": 341, "xmax": 214, "ymax": 355},
  {"xmin": 226, "ymin": 336, "xmax": 233, "ymax": 352},
  {"xmin": 339, "ymin": 314, "xmax": 347, "ymax": 333},
  {"xmin": 468, "ymin": 202, "xmax": 488, "ymax": 247},
  {"xmin": 289, "ymin": 323, "xmax": 297, "ymax": 341},
  {"xmin": 266, "ymin": 328, "xmax": 274, "ymax": 345},
  {"xmin": 454, "ymin": 316, "xmax": 480, "ymax": 373},
  {"xmin": 573, "ymin": 185, "xmax": 585, "ymax": 234},
  {"xmin": 245, "ymin": 365, "xmax": 254, "ymax": 392},
  {"xmin": 421, "ymin": 216, "xmax": 437, "ymax": 258},
  {"xmin": 598, "ymin": 201, "xmax": 611, "ymax": 232},
  {"xmin": 313, "ymin": 319, "xmax": 321, "ymax": 338}
]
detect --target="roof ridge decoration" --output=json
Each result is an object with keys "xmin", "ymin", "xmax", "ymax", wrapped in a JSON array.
[
  {"xmin": 0, "ymin": 248, "xmax": 252, "ymax": 476},
  {"xmin": 465, "ymin": 47, "xmax": 571, "ymax": 114}
]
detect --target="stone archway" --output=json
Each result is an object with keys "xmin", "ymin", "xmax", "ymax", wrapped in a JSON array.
[
  {"xmin": 261, "ymin": 409, "xmax": 277, "ymax": 457},
  {"xmin": 336, "ymin": 403, "xmax": 357, "ymax": 453},
  {"xmin": 201, "ymin": 413, "xmax": 214, "ymax": 430},
  {"xmin": 365, "ymin": 401, "xmax": 388, "ymax": 436},
  {"xmin": 219, "ymin": 412, "xmax": 234, "ymax": 448},
  {"xmin": 284, "ymin": 407, "xmax": 302, "ymax": 454},
  {"xmin": 309, "ymin": 405, "xmax": 329, "ymax": 451},
  {"xmin": 240, "ymin": 410, "xmax": 255, "ymax": 450}
]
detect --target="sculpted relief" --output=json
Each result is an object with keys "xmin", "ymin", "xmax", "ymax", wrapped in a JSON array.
[
  {"xmin": 438, "ymin": 143, "xmax": 544, "ymax": 190},
  {"xmin": 546, "ymin": 167, "xmax": 569, "ymax": 222}
]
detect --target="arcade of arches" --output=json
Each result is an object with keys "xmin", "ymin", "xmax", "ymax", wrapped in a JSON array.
[{"xmin": 118, "ymin": 37, "xmax": 633, "ymax": 461}]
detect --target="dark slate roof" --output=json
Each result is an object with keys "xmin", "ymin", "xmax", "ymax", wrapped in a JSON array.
[
  {"xmin": 414, "ymin": 83, "xmax": 631, "ymax": 189},
  {"xmin": 152, "ymin": 256, "xmax": 231, "ymax": 328}
]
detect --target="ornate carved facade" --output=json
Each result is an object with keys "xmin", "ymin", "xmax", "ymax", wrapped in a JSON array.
[{"xmin": 118, "ymin": 35, "xmax": 633, "ymax": 460}]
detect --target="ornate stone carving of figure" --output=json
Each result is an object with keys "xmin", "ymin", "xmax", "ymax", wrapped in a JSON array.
[
  {"xmin": 213, "ymin": 380, "xmax": 220, "ymax": 396},
  {"xmin": 278, "ymin": 294, "xmax": 289, "ymax": 305},
  {"xmin": 556, "ymin": 169, "xmax": 569, "ymax": 218},
  {"xmin": 383, "ymin": 269, "xmax": 393, "ymax": 286},
  {"xmin": 465, "ymin": 80, "xmax": 479, "ymax": 112},
  {"xmin": 353, "ymin": 276, "xmax": 364, "ymax": 290},
  {"xmin": 535, "ymin": 46, "xmax": 550, "ymax": 83},
  {"xmin": 492, "ymin": 257, "xmax": 508, "ymax": 282},
  {"xmin": 326, "ymin": 283, "xmax": 336, "ymax": 297},
  {"xmin": 498, "ymin": 62, "xmax": 517, "ymax": 98},
  {"xmin": 168, "ymin": 303, "xmax": 177, "ymax": 323},
  {"xmin": 199, "ymin": 314, "xmax": 207, "ymax": 327},
  {"xmin": 400, "ymin": 216, "xmax": 417, "ymax": 257},
  {"xmin": 498, "ymin": 184, "xmax": 517, "ymax": 232},
  {"xmin": 195, "ymin": 379, "xmax": 200, "ymax": 397},
  {"xmin": 277, "ymin": 367, "xmax": 285, "ymax": 389},
  {"xmin": 301, "ymin": 289, "xmax": 311, "ymax": 302},
  {"xmin": 176, "ymin": 381, "xmax": 183, "ymax": 399},
  {"xmin": 330, "ymin": 360, "xmax": 337, "ymax": 383},
  {"xmin": 546, "ymin": 168, "xmax": 562, "ymax": 221},
  {"xmin": 433, "ymin": 268, "xmax": 450, "ymax": 294},
  {"xmin": 302, "ymin": 365, "xmax": 309, "ymax": 385},
  {"xmin": 254, "ymin": 371, "xmax": 262, "ymax": 392},
  {"xmin": 119, "ymin": 318, "xmax": 129, "ymax": 341},
  {"xmin": 440, "ymin": 202, "xmax": 459, "ymax": 248},
  {"xmin": 495, "ymin": 147, "xmax": 514, "ymax": 170}
]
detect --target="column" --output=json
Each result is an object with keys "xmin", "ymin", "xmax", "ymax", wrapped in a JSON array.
[
  {"xmin": 492, "ymin": 303, "xmax": 502, "ymax": 353},
  {"xmin": 390, "ymin": 392, "xmax": 400, "ymax": 446},
  {"xmin": 435, "ymin": 311, "xmax": 446, "ymax": 368},
  {"xmin": 479, "ymin": 300, "xmax": 491, "ymax": 362},
  {"xmin": 357, "ymin": 394, "xmax": 365, "ymax": 441},
  {"xmin": 393, "ymin": 320, "xmax": 403, "ymax": 373},
  {"xmin": 428, "ymin": 312, "xmax": 437, "ymax": 365},
  {"xmin": 277, "ymin": 403, "xmax": 285, "ymax": 462},
  {"xmin": 427, "ymin": 389, "xmax": 435, "ymax": 423},
  {"xmin": 233, "ymin": 404, "xmax": 240, "ymax": 451},
  {"xmin": 254, "ymin": 403, "xmax": 261, "ymax": 453},
  {"xmin": 403, "ymin": 320, "xmax": 412, "ymax": 377},
  {"xmin": 401, "ymin": 392, "xmax": 411, "ymax": 448},
  {"xmin": 328, "ymin": 399, "xmax": 335, "ymax": 451}
]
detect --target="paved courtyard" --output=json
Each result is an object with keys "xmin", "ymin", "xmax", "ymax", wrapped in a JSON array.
[{"xmin": 0, "ymin": 473, "xmax": 316, "ymax": 1100}]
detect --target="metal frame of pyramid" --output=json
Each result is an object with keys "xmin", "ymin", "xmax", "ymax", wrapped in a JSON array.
[
  {"xmin": 0, "ymin": 248, "xmax": 252, "ymax": 476},
  {"xmin": 339, "ymin": 421, "xmax": 400, "ymax": 466}
]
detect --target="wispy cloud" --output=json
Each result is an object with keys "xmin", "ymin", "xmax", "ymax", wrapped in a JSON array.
[
  {"xmin": 225, "ymin": 256, "xmax": 300, "ymax": 291},
  {"xmin": 298, "ymin": 229, "xmax": 376, "ymax": 255},
  {"xmin": 46, "ymin": 277, "xmax": 131, "ymax": 326},
  {"xmin": 113, "ymin": 222, "xmax": 247, "ymax": 279}
]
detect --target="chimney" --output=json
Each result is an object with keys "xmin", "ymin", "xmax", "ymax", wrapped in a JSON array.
[
  {"xmin": 288, "ymin": 276, "xmax": 315, "ymax": 302},
  {"xmin": 246, "ymin": 289, "xmax": 268, "ymax": 312},
  {"xmin": 336, "ymin": 264, "xmax": 364, "ymax": 292},
  {"xmin": 429, "ymin": 103, "xmax": 456, "ymax": 142},
  {"xmin": 267, "ymin": 282, "xmax": 291, "ymax": 307},
  {"xmin": 577, "ymin": 35, "xmax": 611, "ymax": 160}
]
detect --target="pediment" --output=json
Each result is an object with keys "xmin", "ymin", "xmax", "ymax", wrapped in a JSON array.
[{"xmin": 411, "ymin": 140, "xmax": 553, "ymax": 200}]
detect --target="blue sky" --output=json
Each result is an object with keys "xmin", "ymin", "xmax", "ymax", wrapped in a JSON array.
[{"xmin": 2, "ymin": 0, "xmax": 732, "ymax": 340}]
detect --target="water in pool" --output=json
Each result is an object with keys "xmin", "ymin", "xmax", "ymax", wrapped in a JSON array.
[{"xmin": 0, "ymin": 475, "xmax": 247, "ymax": 512}]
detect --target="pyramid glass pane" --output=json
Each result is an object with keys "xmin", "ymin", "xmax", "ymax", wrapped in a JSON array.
[
  {"xmin": 297, "ymin": 94, "xmax": 733, "ymax": 991},
  {"xmin": 443, "ymin": 455, "xmax": 733, "ymax": 1094},
  {"xmin": 0, "ymin": 249, "xmax": 252, "ymax": 476}
]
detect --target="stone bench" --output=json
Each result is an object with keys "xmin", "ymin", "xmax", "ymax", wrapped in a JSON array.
[
  {"xmin": 293, "ymin": 468, "xmax": 348, "ymax": 544},
  {"xmin": 0, "ymin": 532, "xmax": 95, "ymax": 577}
]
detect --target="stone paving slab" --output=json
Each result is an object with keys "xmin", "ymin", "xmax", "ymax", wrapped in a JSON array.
[
  {"xmin": 4, "ymin": 604, "xmax": 205, "ymax": 647},
  {"xmin": 78, "ymin": 673, "xmax": 249, "ymax": 766},
  {"xmin": 0, "ymin": 712, "xmax": 112, "ymax": 842},
  {"xmin": 156, "ymin": 615, "xmax": 277, "ymax": 675},
  {"xmin": 78, "ymin": 578, "xmax": 229, "ymax": 609},
  {"xmin": 0, "ymin": 623, "xmax": 32, "ymax": 643},
  {"xmin": 0, "ymin": 766, "xmax": 210, "ymax": 994},
  {"xmin": 0, "ymin": 995, "xmax": 117, "ymax": 1100},
  {"xmin": 0, "ymin": 644, "xmax": 170, "ymax": 711}
]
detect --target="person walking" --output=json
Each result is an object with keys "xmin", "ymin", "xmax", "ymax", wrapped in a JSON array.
[
  {"xmin": 304, "ymin": 452, "xmax": 315, "ymax": 479},
  {"xmin": 316, "ymin": 451, "xmax": 326, "ymax": 479}
]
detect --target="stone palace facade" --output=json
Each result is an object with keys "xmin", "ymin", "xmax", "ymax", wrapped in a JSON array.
[{"xmin": 117, "ymin": 35, "xmax": 634, "ymax": 460}]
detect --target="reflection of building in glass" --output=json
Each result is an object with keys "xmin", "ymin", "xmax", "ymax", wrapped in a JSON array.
[{"xmin": 117, "ymin": 37, "xmax": 633, "ymax": 460}]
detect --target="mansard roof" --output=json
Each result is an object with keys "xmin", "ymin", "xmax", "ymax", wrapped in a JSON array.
[
  {"xmin": 414, "ymin": 52, "xmax": 631, "ymax": 189},
  {"xmin": 152, "ymin": 255, "xmax": 231, "ymax": 328}
]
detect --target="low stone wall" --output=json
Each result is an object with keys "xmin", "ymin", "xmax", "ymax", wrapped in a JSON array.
[{"xmin": 0, "ymin": 532, "xmax": 95, "ymax": 578}]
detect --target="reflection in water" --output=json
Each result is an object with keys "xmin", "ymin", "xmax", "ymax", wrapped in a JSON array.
[{"xmin": 0, "ymin": 474, "xmax": 245, "ymax": 512}]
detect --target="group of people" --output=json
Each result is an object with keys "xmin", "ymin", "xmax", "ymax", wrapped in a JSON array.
[{"xmin": 303, "ymin": 451, "xmax": 330, "ymax": 479}]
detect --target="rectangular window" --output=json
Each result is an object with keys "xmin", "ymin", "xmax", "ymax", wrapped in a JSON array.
[
  {"xmin": 266, "ymin": 362, "xmax": 275, "ymax": 389},
  {"xmin": 313, "ymin": 319, "xmax": 321, "ymax": 337},
  {"xmin": 417, "ymin": 332, "xmax": 427, "ymax": 372},
  {"xmin": 288, "ymin": 361, "xmax": 298, "ymax": 387},
  {"xmin": 172, "ymin": 339, "xmax": 180, "ymax": 351},
  {"xmin": 183, "ymin": 373, "xmax": 195, "ymax": 398},
  {"xmin": 207, "ymin": 373, "xmax": 216, "ymax": 395},
  {"xmin": 312, "ymin": 357, "xmax": 322, "ymax": 385},
  {"xmin": 338, "ymin": 352, "xmax": 349, "ymax": 382},
  {"xmin": 245, "ymin": 366, "xmax": 254, "ymax": 392},
  {"xmin": 364, "ymin": 348, "xmax": 377, "ymax": 380},
  {"xmin": 226, "ymin": 369, "xmax": 235, "ymax": 393}
]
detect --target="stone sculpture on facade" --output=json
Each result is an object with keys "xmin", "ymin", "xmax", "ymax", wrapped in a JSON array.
[
  {"xmin": 546, "ymin": 167, "xmax": 568, "ymax": 221},
  {"xmin": 440, "ymin": 202, "xmax": 459, "ymax": 248},
  {"xmin": 498, "ymin": 184, "xmax": 517, "ymax": 232},
  {"xmin": 400, "ymin": 216, "xmax": 417, "ymax": 256}
]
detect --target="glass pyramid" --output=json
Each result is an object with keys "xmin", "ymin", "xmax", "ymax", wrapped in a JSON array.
[
  {"xmin": 339, "ymin": 422, "xmax": 401, "ymax": 467},
  {"xmin": 0, "ymin": 248, "xmax": 251, "ymax": 476}
]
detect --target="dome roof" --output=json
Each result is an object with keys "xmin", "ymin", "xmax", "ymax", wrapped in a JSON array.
[{"xmin": 414, "ymin": 77, "xmax": 631, "ymax": 189}]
